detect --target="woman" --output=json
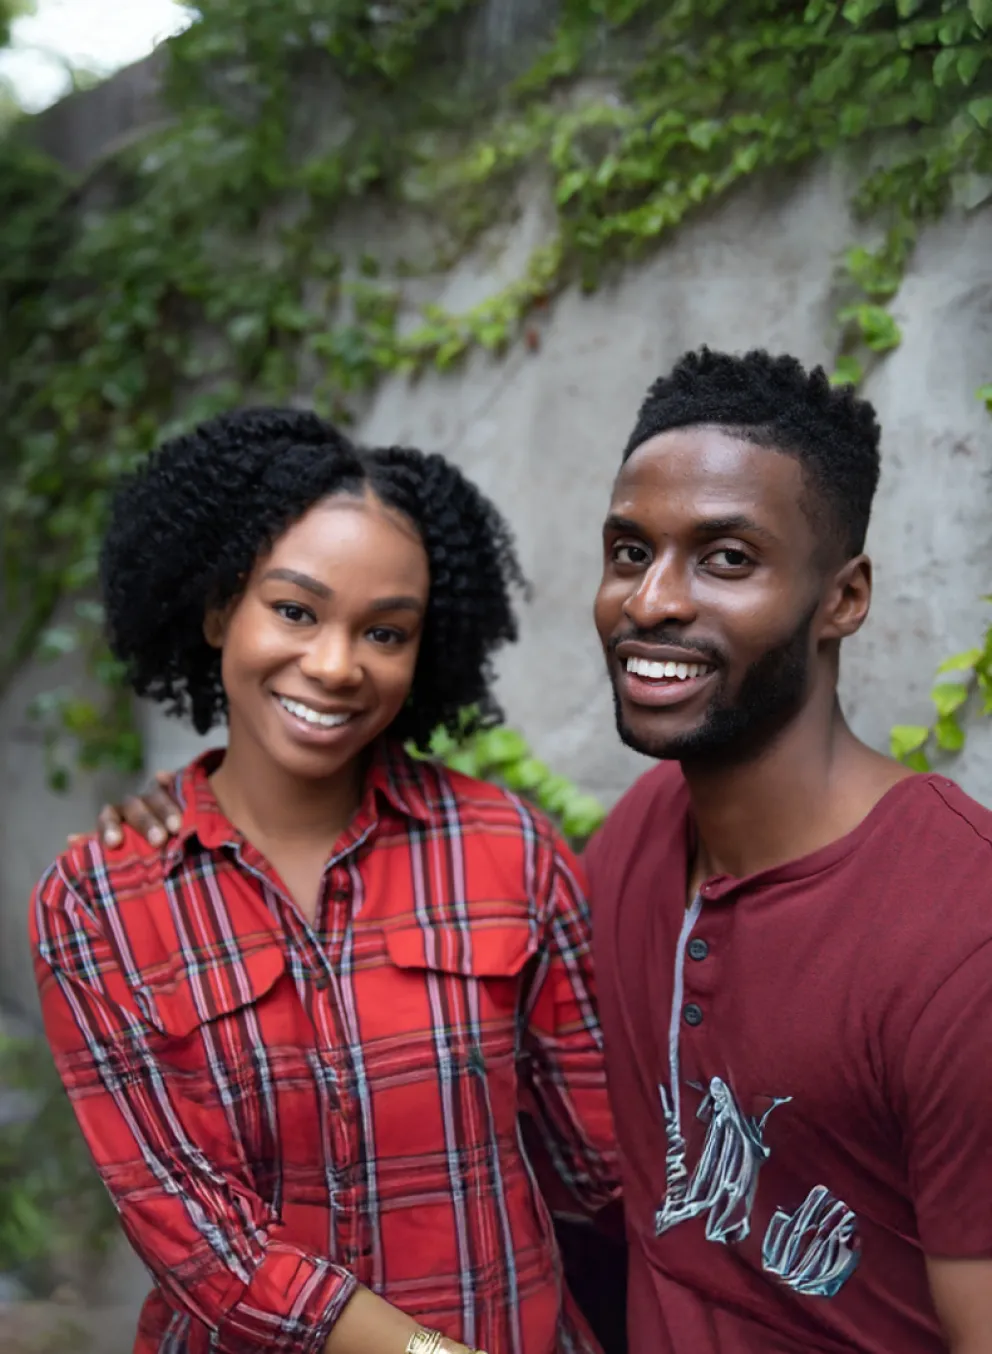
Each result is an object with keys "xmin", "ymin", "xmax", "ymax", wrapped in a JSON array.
[{"xmin": 31, "ymin": 409, "xmax": 619, "ymax": 1354}]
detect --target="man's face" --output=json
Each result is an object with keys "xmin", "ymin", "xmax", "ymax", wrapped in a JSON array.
[{"xmin": 594, "ymin": 427, "xmax": 834, "ymax": 766}]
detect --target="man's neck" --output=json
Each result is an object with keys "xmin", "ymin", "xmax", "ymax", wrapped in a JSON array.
[{"xmin": 682, "ymin": 700, "xmax": 912, "ymax": 889}]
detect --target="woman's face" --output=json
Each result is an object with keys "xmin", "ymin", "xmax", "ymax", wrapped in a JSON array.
[{"xmin": 206, "ymin": 489, "xmax": 430, "ymax": 781}]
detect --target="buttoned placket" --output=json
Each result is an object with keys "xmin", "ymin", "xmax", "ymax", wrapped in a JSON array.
[{"xmin": 228, "ymin": 816, "xmax": 381, "ymax": 1272}]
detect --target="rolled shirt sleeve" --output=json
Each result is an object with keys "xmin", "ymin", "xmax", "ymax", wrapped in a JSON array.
[{"xmin": 31, "ymin": 860, "xmax": 357, "ymax": 1354}]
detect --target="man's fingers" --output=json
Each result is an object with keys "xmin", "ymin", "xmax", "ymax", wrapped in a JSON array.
[
  {"xmin": 96, "ymin": 805, "xmax": 123, "ymax": 849},
  {"xmin": 119, "ymin": 795, "xmax": 168, "ymax": 847},
  {"xmin": 147, "ymin": 784, "xmax": 182, "ymax": 835},
  {"xmin": 152, "ymin": 771, "xmax": 182, "ymax": 832}
]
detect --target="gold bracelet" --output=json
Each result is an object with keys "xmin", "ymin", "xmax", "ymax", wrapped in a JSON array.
[{"xmin": 405, "ymin": 1329, "xmax": 443, "ymax": 1354}]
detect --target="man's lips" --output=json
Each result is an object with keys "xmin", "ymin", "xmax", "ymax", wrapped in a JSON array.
[{"xmin": 613, "ymin": 645, "xmax": 719, "ymax": 709}]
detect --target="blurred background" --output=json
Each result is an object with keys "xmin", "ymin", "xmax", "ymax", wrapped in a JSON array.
[{"xmin": 0, "ymin": 1, "xmax": 990, "ymax": 1348}]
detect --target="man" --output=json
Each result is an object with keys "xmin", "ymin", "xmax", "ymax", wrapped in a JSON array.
[
  {"xmin": 87, "ymin": 349, "xmax": 991, "ymax": 1351},
  {"xmin": 586, "ymin": 347, "xmax": 992, "ymax": 1352}
]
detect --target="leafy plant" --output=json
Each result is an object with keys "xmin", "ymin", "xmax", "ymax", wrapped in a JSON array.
[{"xmin": 0, "ymin": 1034, "xmax": 117, "ymax": 1288}]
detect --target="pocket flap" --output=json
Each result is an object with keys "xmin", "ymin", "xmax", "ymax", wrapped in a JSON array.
[
  {"xmin": 135, "ymin": 944, "xmax": 286, "ymax": 1037},
  {"xmin": 382, "ymin": 920, "xmax": 536, "ymax": 979}
]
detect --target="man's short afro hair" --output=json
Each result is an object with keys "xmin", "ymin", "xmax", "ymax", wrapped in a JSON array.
[
  {"xmin": 623, "ymin": 347, "xmax": 882, "ymax": 558},
  {"xmin": 100, "ymin": 407, "xmax": 526, "ymax": 749}
]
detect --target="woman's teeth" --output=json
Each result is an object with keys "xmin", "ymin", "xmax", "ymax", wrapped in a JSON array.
[
  {"xmin": 626, "ymin": 657, "xmax": 709, "ymax": 681},
  {"xmin": 277, "ymin": 696, "xmax": 353, "ymax": 728}
]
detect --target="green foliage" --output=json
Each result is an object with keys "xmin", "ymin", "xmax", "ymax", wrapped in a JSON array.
[
  {"xmin": 891, "ymin": 595, "xmax": 992, "ymax": 770},
  {"xmin": 419, "ymin": 720, "xmax": 606, "ymax": 843},
  {"xmin": 0, "ymin": 1034, "xmax": 117, "ymax": 1286},
  {"xmin": 1, "ymin": 0, "xmax": 991, "ymax": 790}
]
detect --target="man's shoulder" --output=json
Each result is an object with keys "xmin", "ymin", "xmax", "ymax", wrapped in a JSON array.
[
  {"xmin": 585, "ymin": 762, "xmax": 687, "ymax": 880},
  {"xmin": 920, "ymin": 774, "xmax": 992, "ymax": 850}
]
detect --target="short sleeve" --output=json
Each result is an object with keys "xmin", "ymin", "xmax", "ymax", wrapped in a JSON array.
[{"xmin": 900, "ymin": 941, "xmax": 992, "ymax": 1257}]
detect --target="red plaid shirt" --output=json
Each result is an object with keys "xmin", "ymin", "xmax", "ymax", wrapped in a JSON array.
[{"xmin": 31, "ymin": 744, "xmax": 618, "ymax": 1354}]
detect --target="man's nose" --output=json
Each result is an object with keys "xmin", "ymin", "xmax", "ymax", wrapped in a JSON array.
[{"xmin": 622, "ymin": 556, "xmax": 697, "ymax": 630}]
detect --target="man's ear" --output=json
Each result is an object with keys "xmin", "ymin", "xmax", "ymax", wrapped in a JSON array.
[
  {"xmin": 203, "ymin": 607, "xmax": 227, "ymax": 650},
  {"xmin": 819, "ymin": 554, "xmax": 872, "ymax": 642}
]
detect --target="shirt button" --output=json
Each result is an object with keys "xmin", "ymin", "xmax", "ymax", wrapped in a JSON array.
[
  {"xmin": 687, "ymin": 938, "xmax": 709, "ymax": 961},
  {"xmin": 683, "ymin": 1002, "xmax": 704, "ymax": 1027},
  {"xmin": 331, "ymin": 888, "xmax": 349, "ymax": 901}
]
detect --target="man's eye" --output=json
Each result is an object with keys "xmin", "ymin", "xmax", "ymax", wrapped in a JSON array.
[
  {"xmin": 706, "ymin": 548, "xmax": 752, "ymax": 570},
  {"xmin": 613, "ymin": 543, "xmax": 649, "ymax": 566},
  {"xmin": 274, "ymin": 602, "xmax": 314, "ymax": 624}
]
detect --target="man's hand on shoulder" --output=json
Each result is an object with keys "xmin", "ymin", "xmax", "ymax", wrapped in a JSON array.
[
  {"xmin": 927, "ymin": 1255, "xmax": 992, "ymax": 1353},
  {"xmin": 67, "ymin": 770, "xmax": 183, "ymax": 851}
]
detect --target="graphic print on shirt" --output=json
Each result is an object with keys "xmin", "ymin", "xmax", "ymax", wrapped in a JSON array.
[
  {"xmin": 656, "ymin": 898, "xmax": 861, "ymax": 1298},
  {"xmin": 656, "ymin": 1075, "xmax": 788, "ymax": 1244}
]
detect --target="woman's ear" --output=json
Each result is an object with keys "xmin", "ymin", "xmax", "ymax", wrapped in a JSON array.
[
  {"xmin": 203, "ymin": 607, "xmax": 227, "ymax": 649},
  {"xmin": 819, "ymin": 554, "xmax": 872, "ymax": 642}
]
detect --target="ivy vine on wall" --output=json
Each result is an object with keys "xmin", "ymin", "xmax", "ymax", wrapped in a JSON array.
[{"xmin": 1, "ymin": 0, "xmax": 991, "ymax": 809}]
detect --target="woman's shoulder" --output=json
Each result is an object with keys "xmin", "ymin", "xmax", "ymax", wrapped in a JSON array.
[
  {"xmin": 32, "ymin": 758, "xmax": 208, "ymax": 926},
  {"xmin": 397, "ymin": 750, "xmax": 570, "ymax": 854}
]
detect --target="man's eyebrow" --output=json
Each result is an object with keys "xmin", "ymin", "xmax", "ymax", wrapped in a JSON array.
[
  {"xmin": 694, "ymin": 514, "xmax": 779, "ymax": 543},
  {"xmin": 603, "ymin": 514, "xmax": 644, "ymax": 535},
  {"xmin": 262, "ymin": 568, "xmax": 331, "ymax": 598},
  {"xmin": 370, "ymin": 596, "xmax": 424, "ymax": 614}
]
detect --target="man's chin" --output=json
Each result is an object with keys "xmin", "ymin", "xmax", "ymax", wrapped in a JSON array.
[{"xmin": 615, "ymin": 712, "xmax": 695, "ymax": 762}]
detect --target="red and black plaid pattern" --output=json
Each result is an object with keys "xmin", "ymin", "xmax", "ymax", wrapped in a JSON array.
[{"xmin": 32, "ymin": 743, "xmax": 618, "ymax": 1354}]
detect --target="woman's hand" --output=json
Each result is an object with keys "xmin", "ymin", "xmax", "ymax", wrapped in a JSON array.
[{"xmin": 71, "ymin": 770, "xmax": 183, "ymax": 850}]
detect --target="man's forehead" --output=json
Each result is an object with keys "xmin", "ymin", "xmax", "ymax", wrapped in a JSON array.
[{"xmin": 609, "ymin": 427, "xmax": 808, "ymax": 531}]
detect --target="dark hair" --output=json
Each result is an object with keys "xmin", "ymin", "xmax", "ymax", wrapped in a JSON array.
[
  {"xmin": 623, "ymin": 347, "xmax": 881, "ymax": 558},
  {"xmin": 100, "ymin": 407, "xmax": 526, "ymax": 748}
]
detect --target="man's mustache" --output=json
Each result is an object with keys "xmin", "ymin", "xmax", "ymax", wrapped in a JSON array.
[{"xmin": 607, "ymin": 629, "xmax": 725, "ymax": 668}]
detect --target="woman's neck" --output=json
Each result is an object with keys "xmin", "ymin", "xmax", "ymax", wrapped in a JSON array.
[{"xmin": 209, "ymin": 733, "xmax": 367, "ymax": 852}]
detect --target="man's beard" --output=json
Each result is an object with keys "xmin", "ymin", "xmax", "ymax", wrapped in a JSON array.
[{"xmin": 612, "ymin": 603, "xmax": 817, "ymax": 768}]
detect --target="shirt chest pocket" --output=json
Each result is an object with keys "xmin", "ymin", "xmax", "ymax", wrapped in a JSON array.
[
  {"xmin": 128, "ymin": 946, "xmax": 299, "ymax": 1174},
  {"xmin": 361, "ymin": 919, "xmax": 539, "ymax": 1142}
]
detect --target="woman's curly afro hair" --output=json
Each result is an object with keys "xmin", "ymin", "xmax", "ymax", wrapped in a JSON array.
[{"xmin": 100, "ymin": 407, "xmax": 526, "ymax": 749}]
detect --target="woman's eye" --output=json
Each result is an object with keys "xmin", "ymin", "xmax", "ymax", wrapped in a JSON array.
[
  {"xmin": 613, "ymin": 542, "xmax": 650, "ymax": 567},
  {"xmin": 368, "ymin": 626, "xmax": 405, "ymax": 645},
  {"xmin": 274, "ymin": 602, "xmax": 314, "ymax": 624}
]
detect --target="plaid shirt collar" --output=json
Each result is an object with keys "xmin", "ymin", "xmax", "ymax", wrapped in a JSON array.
[{"xmin": 163, "ymin": 738, "xmax": 435, "ymax": 874}]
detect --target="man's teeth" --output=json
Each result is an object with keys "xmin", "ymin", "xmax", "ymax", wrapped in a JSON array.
[
  {"xmin": 625, "ymin": 657, "xmax": 709, "ymax": 681},
  {"xmin": 277, "ymin": 696, "xmax": 352, "ymax": 728}
]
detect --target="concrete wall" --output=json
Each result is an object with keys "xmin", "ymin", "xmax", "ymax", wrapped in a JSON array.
[{"xmin": 4, "ymin": 158, "xmax": 991, "ymax": 1022}]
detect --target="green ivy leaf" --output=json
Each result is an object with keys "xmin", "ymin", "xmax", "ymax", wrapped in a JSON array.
[
  {"xmin": 829, "ymin": 355, "xmax": 863, "ymax": 387},
  {"xmin": 501, "ymin": 757, "xmax": 551, "ymax": 792},
  {"xmin": 967, "ymin": 97, "xmax": 992, "ymax": 128},
  {"xmin": 932, "ymin": 48, "xmax": 958, "ymax": 87},
  {"xmin": 468, "ymin": 727, "xmax": 531, "ymax": 769},
  {"xmin": 969, "ymin": 0, "xmax": 992, "ymax": 29},
  {"xmin": 931, "ymin": 681, "xmax": 969, "ymax": 716},
  {"xmin": 936, "ymin": 648, "xmax": 983, "ymax": 675},
  {"xmin": 934, "ymin": 713, "xmax": 966, "ymax": 752},
  {"xmin": 890, "ymin": 724, "xmax": 930, "ymax": 760},
  {"xmin": 561, "ymin": 793, "xmax": 607, "ymax": 843},
  {"xmin": 443, "ymin": 749, "xmax": 482, "ymax": 777},
  {"xmin": 978, "ymin": 383, "xmax": 992, "ymax": 409}
]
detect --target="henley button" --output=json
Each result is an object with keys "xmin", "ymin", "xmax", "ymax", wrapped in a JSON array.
[
  {"xmin": 687, "ymin": 938, "xmax": 709, "ymax": 961},
  {"xmin": 683, "ymin": 1002, "xmax": 704, "ymax": 1027}
]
